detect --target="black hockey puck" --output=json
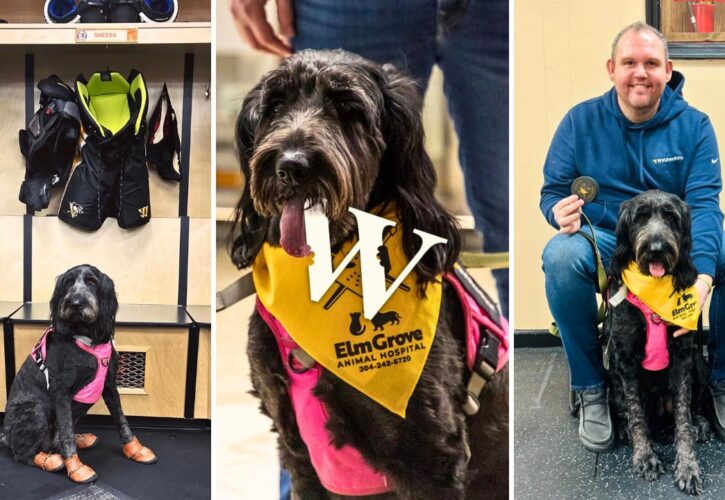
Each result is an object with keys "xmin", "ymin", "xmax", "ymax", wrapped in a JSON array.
[{"xmin": 571, "ymin": 176, "xmax": 599, "ymax": 203}]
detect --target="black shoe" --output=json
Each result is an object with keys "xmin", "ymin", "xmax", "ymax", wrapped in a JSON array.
[
  {"xmin": 577, "ymin": 388, "xmax": 614, "ymax": 452},
  {"xmin": 711, "ymin": 380, "xmax": 725, "ymax": 441}
]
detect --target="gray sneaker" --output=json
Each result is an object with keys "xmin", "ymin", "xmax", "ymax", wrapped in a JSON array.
[
  {"xmin": 577, "ymin": 388, "xmax": 614, "ymax": 452},
  {"xmin": 711, "ymin": 380, "xmax": 725, "ymax": 442}
]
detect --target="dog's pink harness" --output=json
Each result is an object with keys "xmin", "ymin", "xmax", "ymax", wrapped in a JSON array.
[
  {"xmin": 31, "ymin": 328, "xmax": 112, "ymax": 404},
  {"xmin": 625, "ymin": 292, "xmax": 670, "ymax": 371},
  {"xmin": 256, "ymin": 272, "xmax": 509, "ymax": 496}
]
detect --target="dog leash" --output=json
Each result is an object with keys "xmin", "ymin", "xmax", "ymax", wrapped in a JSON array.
[
  {"xmin": 549, "ymin": 212, "xmax": 608, "ymax": 337},
  {"xmin": 216, "ymin": 272, "xmax": 255, "ymax": 312},
  {"xmin": 571, "ymin": 176, "xmax": 607, "ymax": 299}
]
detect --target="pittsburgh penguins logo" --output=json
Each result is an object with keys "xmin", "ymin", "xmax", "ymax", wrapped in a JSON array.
[
  {"xmin": 68, "ymin": 202, "xmax": 84, "ymax": 218},
  {"xmin": 138, "ymin": 206, "xmax": 149, "ymax": 218}
]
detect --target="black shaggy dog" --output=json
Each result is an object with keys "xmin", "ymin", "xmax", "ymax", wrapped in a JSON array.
[
  {"xmin": 1, "ymin": 264, "xmax": 156, "ymax": 483},
  {"xmin": 231, "ymin": 50, "xmax": 508, "ymax": 499},
  {"xmin": 605, "ymin": 190, "xmax": 710, "ymax": 495}
]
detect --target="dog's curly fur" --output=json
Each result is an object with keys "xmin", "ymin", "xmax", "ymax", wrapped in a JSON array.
[
  {"xmin": 231, "ymin": 50, "xmax": 508, "ymax": 499},
  {"xmin": 604, "ymin": 190, "xmax": 710, "ymax": 495},
  {"xmin": 1, "ymin": 265, "xmax": 139, "ymax": 472}
]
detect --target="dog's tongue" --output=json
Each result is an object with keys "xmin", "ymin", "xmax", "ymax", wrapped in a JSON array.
[
  {"xmin": 649, "ymin": 262, "xmax": 665, "ymax": 278},
  {"xmin": 280, "ymin": 198, "xmax": 311, "ymax": 257}
]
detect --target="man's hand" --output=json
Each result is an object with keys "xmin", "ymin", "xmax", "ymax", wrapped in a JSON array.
[
  {"xmin": 228, "ymin": 0, "xmax": 294, "ymax": 57},
  {"xmin": 553, "ymin": 194, "xmax": 585, "ymax": 234},
  {"xmin": 673, "ymin": 274, "xmax": 712, "ymax": 338}
]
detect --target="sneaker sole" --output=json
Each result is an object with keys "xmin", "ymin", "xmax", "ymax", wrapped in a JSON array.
[{"xmin": 579, "ymin": 431, "xmax": 614, "ymax": 453}]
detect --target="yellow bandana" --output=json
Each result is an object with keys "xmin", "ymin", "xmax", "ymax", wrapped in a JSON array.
[
  {"xmin": 252, "ymin": 209, "xmax": 441, "ymax": 418},
  {"xmin": 621, "ymin": 263, "xmax": 700, "ymax": 330}
]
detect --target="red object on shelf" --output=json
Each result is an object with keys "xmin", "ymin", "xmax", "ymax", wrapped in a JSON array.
[
  {"xmin": 675, "ymin": 1, "xmax": 725, "ymax": 33},
  {"xmin": 693, "ymin": 2, "xmax": 716, "ymax": 32}
]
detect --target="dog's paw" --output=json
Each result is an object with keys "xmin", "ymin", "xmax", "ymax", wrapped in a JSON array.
[
  {"xmin": 633, "ymin": 450, "xmax": 665, "ymax": 481},
  {"xmin": 694, "ymin": 415, "xmax": 711, "ymax": 443},
  {"xmin": 673, "ymin": 459, "xmax": 703, "ymax": 495}
]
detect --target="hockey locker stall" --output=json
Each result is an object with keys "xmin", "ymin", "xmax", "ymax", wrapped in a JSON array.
[{"xmin": 0, "ymin": 0, "xmax": 211, "ymax": 421}]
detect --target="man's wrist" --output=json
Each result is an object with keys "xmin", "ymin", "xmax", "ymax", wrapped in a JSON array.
[{"xmin": 696, "ymin": 274, "xmax": 713, "ymax": 294}]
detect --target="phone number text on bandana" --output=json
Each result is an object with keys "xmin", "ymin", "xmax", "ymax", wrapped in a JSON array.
[{"xmin": 358, "ymin": 356, "xmax": 413, "ymax": 372}]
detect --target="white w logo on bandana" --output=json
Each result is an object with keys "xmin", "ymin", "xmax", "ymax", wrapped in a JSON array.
[{"xmin": 305, "ymin": 205, "xmax": 447, "ymax": 319}]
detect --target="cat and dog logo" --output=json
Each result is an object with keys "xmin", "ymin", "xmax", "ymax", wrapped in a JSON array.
[
  {"xmin": 677, "ymin": 292, "xmax": 694, "ymax": 307},
  {"xmin": 672, "ymin": 290, "xmax": 697, "ymax": 323},
  {"xmin": 349, "ymin": 309, "xmax": 402, "ymax": 335}
]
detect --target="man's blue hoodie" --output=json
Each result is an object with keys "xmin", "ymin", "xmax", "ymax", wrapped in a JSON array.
[{"xmin": 540, "ymin": 71, "xmax": 724, "ymax": 276}]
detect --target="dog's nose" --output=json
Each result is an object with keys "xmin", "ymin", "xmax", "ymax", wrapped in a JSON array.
[
  {"xmin": 649, "ymin": 240, "xmax": 664, "ymax": 253},
  {"xmin": 276, "ymin": 158, "xmax": 310, "ymax": 186}
]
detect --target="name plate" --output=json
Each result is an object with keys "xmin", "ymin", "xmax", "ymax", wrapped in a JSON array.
[{"xmin": 75, "ymin": 28, "xmax": 138, "ymax": 44}]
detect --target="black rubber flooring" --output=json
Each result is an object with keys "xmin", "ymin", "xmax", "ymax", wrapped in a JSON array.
[
  {"xmin": 0, "ymin": 425, "xmax": 210, "ymax": 500},
  {"xmin": 515, "ymin": 347, "xmax": 725, "ymax": 499}
]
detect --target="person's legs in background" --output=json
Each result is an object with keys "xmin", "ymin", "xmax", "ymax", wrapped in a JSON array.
[
  {"xmin": 541, "ymin": 226, "xmax": 616, "ymax": 450},
  {"xmin": 292, "ymin": 0, "xmax": 437, "ymax": 87},
  {"xmin": 436, "ymin": 0, "xmax": 510, "ymax": 316}
]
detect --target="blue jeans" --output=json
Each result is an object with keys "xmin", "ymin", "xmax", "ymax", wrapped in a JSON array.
[
  {"xmin": 280, "ymin": 468, "xmax": 291, "ymax": 500},
  {"xmin": 543, "ymin": 228, "xmax": 725, "ymax": 389},
  {"xmin": 292, "ymin": 0, "xmax": 510, "ymax": 316}
]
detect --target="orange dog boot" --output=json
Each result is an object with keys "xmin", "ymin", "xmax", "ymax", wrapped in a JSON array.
[
  {"xmin": 34, "ymin": 451, "xmax": 64, "ymax": 472},
  {"xmin": 74, "ymin": 433, "xmax": 99, "ymax": 450},
  {"xmin": 122, "ymin": 436, "xmax": 157, "ymax": 464},
  {"xmin": 64, "ymin": 454, "xmax": 97, "ymax": 484}
]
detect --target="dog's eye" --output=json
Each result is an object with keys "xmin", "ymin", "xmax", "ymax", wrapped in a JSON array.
[
  {"xmin": 265, "ymin": 100, "xmax": 283, "ymax": 116},
  {"xmin": 634, "ymin": 207, "xmax": 650, "ymax": 221},
  {"xmin": 334, "ymin": 101, "xmax": 357, "ymax": 115},
  {"xmin": 84, "ymin": 276, "xmax": 97, "ymax": 285},
  {"xmin": 663, "ymin": 211, "xmax": 679, "ymax": 225}
]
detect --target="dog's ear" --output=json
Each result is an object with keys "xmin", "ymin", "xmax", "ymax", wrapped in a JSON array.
[
  {"xmin": 610, "ymin": 198, "xmax": 634, "ymax": 279},
  {"xmin": 235, "ymin": 83, "xmax": 262, "ymax": 166},
  {"xmin": 371, "ymin": 64, "xmax": 460, "ymax": 285},
  {"xmin": 671, "ymin": 197, "xmax": 698, "ymax": 292},
  {"xmin": 95, "ymin": 272, "xmax": 118, "ymax": 341},
  {"xmin": 230, "ymin": 84, "xmax": 269, "ymax": 269},
  {"xmin": 50, "ymin": 272, "xmax": 66, "ymax": 331}
]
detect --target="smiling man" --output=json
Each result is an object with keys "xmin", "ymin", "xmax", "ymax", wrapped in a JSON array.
[{"xmin": 539, "ymin": 22, "xmax": 725, "ymax": 451}]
